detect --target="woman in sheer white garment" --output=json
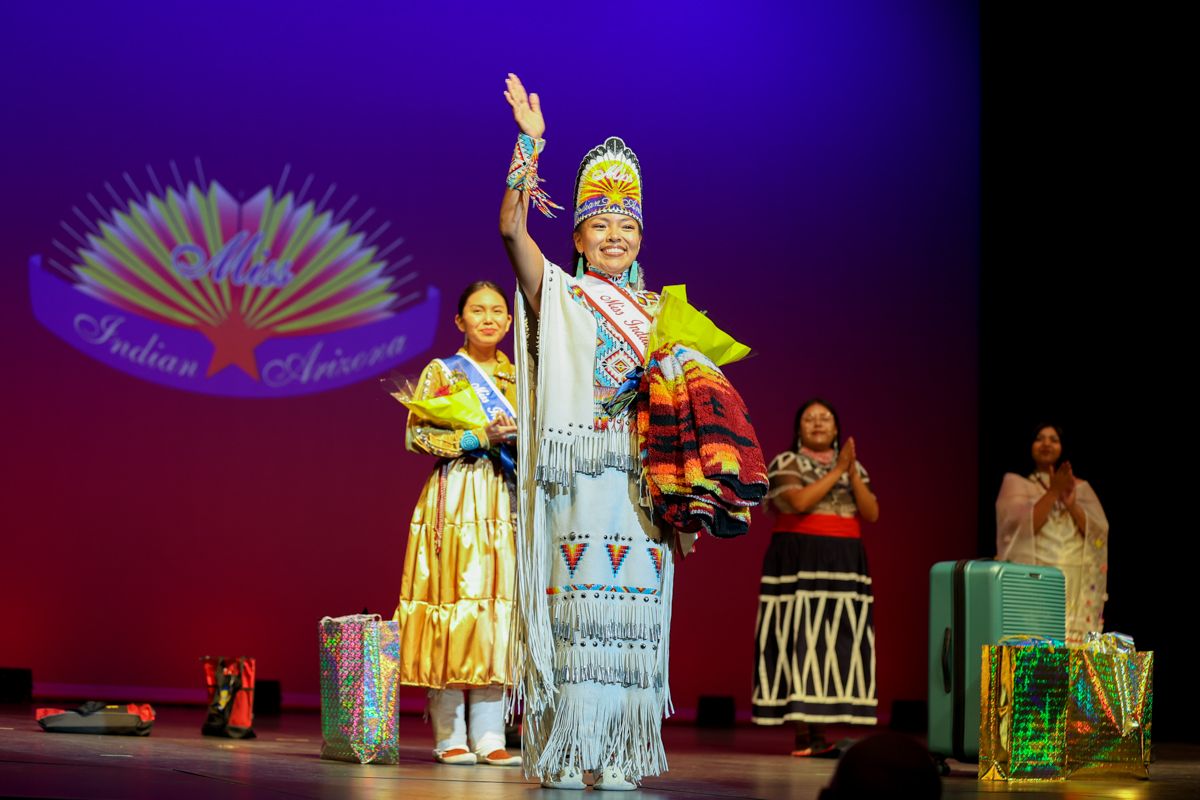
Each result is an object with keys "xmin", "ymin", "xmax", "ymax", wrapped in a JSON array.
[{"xmin": 995, "ymin": 424, "xmax": 1109, "ymax": 644}]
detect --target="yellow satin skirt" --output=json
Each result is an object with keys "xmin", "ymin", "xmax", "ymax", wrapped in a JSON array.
[{"xmin": 394, "ymin": 456, "xmax": 515, "ymax": 688}]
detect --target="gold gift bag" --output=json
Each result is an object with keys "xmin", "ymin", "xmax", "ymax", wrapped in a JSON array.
[
  {"xmin": 979, "ymin": 641, "xmax": 1070, "ymax": 781},
  {"xmin": 1066, "ymin": 640, "xmax": 1153, "ymax": 779}
]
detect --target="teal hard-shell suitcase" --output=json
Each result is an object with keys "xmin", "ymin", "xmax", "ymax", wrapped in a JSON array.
[{"xmin": 927, "ymin": 559, "xmax": 1065, "ymax": 764}]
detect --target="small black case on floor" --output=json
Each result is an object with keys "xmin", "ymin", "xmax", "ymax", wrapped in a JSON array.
[{"xmin": 36, "ymin": 701, "xmax": 155, "ymax": 736}]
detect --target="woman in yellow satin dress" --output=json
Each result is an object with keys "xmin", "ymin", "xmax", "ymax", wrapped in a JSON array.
[{"xmin": 394, "ymin": 280, "xmax": 521, "ymax": 767}]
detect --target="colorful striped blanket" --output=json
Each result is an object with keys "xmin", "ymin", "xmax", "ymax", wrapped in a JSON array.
[{"xmin": 637, "ymin": 344, "xmax": 767, "ymax": 538}]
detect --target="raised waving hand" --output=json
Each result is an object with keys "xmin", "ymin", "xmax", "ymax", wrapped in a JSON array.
[
  {"xmin": 499, "ymin": 72, "xmax": 548, "ymax": 313},
  {"xmin": 504, "ymin": 73, "xmax": 546, "ymax": 139}
]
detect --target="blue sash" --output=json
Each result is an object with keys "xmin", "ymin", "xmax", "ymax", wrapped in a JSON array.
[{"xmin": 440, "ymin": 353, "xmax": 516, "ymax": 474}]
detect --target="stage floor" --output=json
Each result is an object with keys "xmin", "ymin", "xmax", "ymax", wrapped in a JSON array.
[{"xmin": 1, "ymin": 707, "xmax": 1196, "ymax": 799}]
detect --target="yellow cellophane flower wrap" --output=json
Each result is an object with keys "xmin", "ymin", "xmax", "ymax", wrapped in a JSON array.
[
  {"xmin": 387, "ymin": 384, "xmax": 489, "ymax": 430},
  {"xmin": 648, "ymin": 285, "xmax": 750, "ymax": 366}
]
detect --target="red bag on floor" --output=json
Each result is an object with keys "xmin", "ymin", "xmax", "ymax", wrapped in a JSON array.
[
  {"xmin": 36, "ymin": 702, "xmax": 155, "ymax": 735},
  {"xmin": 201, "ymin": 656, "xmax": 256, "ymax": 739}
]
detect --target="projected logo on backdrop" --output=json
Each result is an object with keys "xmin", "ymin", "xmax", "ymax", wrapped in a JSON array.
[{"xmin": 29, "ymin": 163, "xmax": 438, "ymax": 397}]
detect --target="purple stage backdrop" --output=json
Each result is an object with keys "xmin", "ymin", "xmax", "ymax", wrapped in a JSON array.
[{"xmin": 1, "ymin": 2, "xmax": 979, "ymax": 724}]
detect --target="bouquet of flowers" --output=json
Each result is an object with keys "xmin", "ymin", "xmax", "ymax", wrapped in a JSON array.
[{"xmin": 380, "ymin": 371, "xmax": 488, "ymax": 430}]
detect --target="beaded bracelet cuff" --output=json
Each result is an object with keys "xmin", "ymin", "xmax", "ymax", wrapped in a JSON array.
[{"xmin": 506, "ymin": 133, "xmax": 564, "ymax": 218}]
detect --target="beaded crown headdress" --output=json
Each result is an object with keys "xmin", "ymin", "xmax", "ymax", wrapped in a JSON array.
[{"xmin": 572, "ymin": 136, "xmax": 643, "ymax": 228}]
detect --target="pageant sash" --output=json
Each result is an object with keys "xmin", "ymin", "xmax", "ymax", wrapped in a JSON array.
[
  {"xmin": 775, "ymin": 512, "xmax": 862, "ymax": 538},
  {"xmin": 577, "ymin": 274, "xmax": 651, "ymax": 363},
  {"xmin": 440, "ymin": 353, "xmax": 516, "ymax": 474},
  {"xmin": 439, "ymin": 353, "xmax": 516, "ymax": 421}
]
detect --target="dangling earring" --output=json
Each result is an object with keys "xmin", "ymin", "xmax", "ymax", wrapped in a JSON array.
[
  {"xmin": 628, "ymin": 260, "xmax": 639, "ymax": 287},
  {"xmin": 575, "ymin": 253, "xmax": 585, "ymax": 280}
]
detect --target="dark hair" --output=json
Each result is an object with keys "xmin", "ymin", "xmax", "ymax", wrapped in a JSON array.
[
  {"xmin": 1031, "ymin": 422, "xmax": 1066, "ymax": 466},
  {"xmin": 567, "ymin": 232, "xmax": 582, "ymax": 277},
  {"xmin": 818, "ymin": 733, "xmax": 941, "ymax": 800},
  {"xmin": 456, "ymin": 281, "xmax": 508, "ymax": 316},
  {"xmin": 793, "ymin": 397, "xmax": 841, "ymax": 451},
  {"xmin": 1032, "ymin": 423, "xmax": 1064, "ymax": 441}
]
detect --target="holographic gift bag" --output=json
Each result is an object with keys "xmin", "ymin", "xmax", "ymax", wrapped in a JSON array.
[
  {"xmin": 979, "ymin": 638, "xmax": 1071, "ymax": 781},
  {"xmin": 1065, "ymin": 633, "xmax": 1153, "ymax": 779},
  {"xmin": 319, "ymin": 614, "xmax": 400, "ymax": 764}
]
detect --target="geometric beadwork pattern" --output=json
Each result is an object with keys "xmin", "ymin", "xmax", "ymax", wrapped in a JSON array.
[
  {"xmin": 545, "ymin": 583, "xmax": 659, "ymax": 596},
  {"xmin": 599, "ymin": 347, "xmax": 636, "ymax": 386},
  {"xmin": 566, "ymin": 275, "xmax": 660, "ymax": 429},
  {"xmin": 606, "ymin": 543, "xmax": 631, "ymax": 576},
  {"xmin": 560, "ymin": 542, "xmax": 589, "ymax": 579},
  {"xmin": 646, "ymin": 546, "xmax": 664, "ymax": 583}
]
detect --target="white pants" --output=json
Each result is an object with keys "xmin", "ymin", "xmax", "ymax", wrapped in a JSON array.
[{"xmin": 429, "ymin": 686, "xmax": 506, "ymax": 755}]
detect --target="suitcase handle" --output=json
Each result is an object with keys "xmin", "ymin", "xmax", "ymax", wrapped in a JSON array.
[{"xmin": 941, "ymin": 627, "xmax": 953, "ymax": 693}]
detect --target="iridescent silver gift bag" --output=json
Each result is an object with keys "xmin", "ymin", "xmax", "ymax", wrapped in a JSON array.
[{"xmin": 319, "ymin": 614, "xmax": 400, "ymax": 764}]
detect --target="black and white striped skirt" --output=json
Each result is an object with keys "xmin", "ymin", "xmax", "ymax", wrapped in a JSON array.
[{"xmin": 751, "ymin": 531, "xmax": 878, "ymax": 725}]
